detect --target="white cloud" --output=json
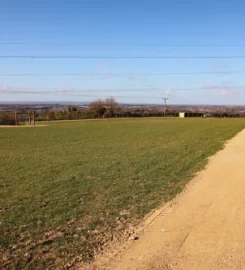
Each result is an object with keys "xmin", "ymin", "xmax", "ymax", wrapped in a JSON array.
[
  {"xmin": 217, "ymin": 90, "xmax": 234, "ymax": 97},
  {"xmin": 164, "ymin": 88, "xmax": 172, "ymax": 95},
  {"xmin": 56, "ymin": 88, "xmax": 74, "ymax": 95}
]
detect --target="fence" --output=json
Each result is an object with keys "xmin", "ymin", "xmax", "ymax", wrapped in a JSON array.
[
  {"xmin": 0, "ymin": 112, "xmax": 35, "ymax": 125},
  {"xmin": 1, "ymin": 110, "xmax": 245, "ymax": 125}
]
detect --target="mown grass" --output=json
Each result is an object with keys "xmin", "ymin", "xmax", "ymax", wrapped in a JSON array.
[{"xmin": 1, "ymin": 118, "xmax": 245, "ymax": 269}]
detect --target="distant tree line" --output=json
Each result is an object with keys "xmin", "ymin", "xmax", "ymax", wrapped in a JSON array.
[
  {"xmin": 33, "ymin": 98, "xmax": 179, "ymax": 121},
  {"xmin": 36, "ymin": 98, "xmax": 121, "ymax": 121},
  {"xmin": 2, "ymin": 97, "xmax": 245, "ymax": 125}
]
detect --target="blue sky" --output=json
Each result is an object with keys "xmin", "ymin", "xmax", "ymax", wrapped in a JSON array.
[{"xmin": 1, "ymin": 0, "xmax": 245, "ymax": 104}]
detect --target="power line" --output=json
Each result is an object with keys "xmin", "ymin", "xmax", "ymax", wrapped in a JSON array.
[
  {"xmin": 0, "ymin": 88, "xmax": 188, "ymax": 93},
  {"xmin": 61, "ymin": 94, "xmax": 164, "ymax": 99},
  {"xmin": 0, "ymin": 71, "xmax": 244, "ymax": 76},
  {"xmin": 1, "ymin": 55, "xmax": 245, "ymax": 59},
  {"xmin": 72, "ymin": 87, "xmax": 244, "ymax": 92},
  {"xmin": 0, "ymin": 90, "xmax": 167, "ymax": 99},
  {"xmin": 1, "ymin": 86, "xmax": 241, "ymax": 94},
  {"xmin": 0, "ymin": 42, "xmax": 244, "ymax": 48}
]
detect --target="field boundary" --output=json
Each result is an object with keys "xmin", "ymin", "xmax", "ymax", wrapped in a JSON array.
[{"xmin": 0, "ymin": 125, "xmax": 48, "ymax": 128}]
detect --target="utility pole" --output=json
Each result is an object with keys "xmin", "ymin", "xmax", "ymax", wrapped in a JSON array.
[{"xmin": 162, "ymin": 97, "xmax": 169, "ymax": 117}]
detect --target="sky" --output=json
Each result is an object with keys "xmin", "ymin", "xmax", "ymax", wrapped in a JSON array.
[{"xmin": 1, "ymin": 0, "xmax": 245, "ymax": 104}]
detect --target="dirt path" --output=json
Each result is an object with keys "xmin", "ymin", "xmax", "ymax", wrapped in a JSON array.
[{"xmin": 91, "ymin": 129, "xmax": 245, "ymax": 270}]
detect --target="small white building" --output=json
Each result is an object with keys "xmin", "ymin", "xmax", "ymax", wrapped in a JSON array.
[{"xmin": 179, "ymin": 112, "xmax": 185, "ymax": 118}]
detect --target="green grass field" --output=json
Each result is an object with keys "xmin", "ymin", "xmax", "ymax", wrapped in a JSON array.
[{"xmin": 1, "ymin": 118, "xmax": 245, "ymax": 269}]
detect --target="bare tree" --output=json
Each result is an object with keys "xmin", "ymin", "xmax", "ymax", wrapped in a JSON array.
[
  {"xmin": 88, "ymin": 99, "xmax": 107, "ymax": 117},
  {"xmin": 105, "ymin": 97, "xmax": 119, "ymax": 116}
]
